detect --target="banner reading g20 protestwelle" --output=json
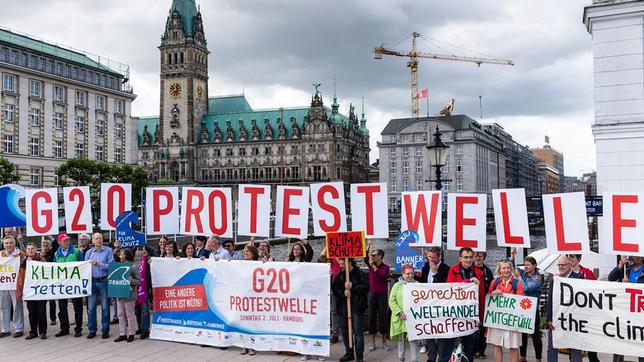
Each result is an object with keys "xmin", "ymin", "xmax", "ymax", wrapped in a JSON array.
[{"xmin": 150, "ymin": 258, "xmax": 330, "ymax": 356}]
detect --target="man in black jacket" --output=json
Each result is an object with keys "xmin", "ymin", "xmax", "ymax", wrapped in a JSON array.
[
  {"xmin": 332, "ymin": 259, "xmax": 370, "ymax": 362},
  {"xmin": 546, "ymin": 255, "xmax": 583, "ymax": 362},
  {"xmin": 414, "ymin": 246, "xmax": 450, "ymax": 362}
]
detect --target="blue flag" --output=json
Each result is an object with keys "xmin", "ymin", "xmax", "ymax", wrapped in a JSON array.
[{"xmin": 394, "ymin": 230, "xmax": 425, "ymax": 272}]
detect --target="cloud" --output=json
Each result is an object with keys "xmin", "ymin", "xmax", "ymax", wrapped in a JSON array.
[{"xmin": 0, "ymin": 0, "xmax": 596, "ymax": 176}]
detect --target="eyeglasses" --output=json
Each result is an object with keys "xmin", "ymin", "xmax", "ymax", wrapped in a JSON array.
[
  {"xmin": 370, "ymin": 254, "xmax": 378, "ymax": 258},
  {"xmin": 557, "ymin": 264, "xmax": 570, "ymax": 267}
]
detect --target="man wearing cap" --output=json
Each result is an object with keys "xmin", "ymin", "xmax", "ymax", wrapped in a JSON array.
[
  {"xmin": 0, "ymin": 236, "xmax": 25, "ymax": 337},
  {"xmin": 54, "ymin": 233, "xmax": 84, "ymax": 337},
  {"xmin": 85, "ymin": 232, "xmax": 114, "ymax": 339}
]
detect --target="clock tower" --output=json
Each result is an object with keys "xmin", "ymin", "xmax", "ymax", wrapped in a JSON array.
[{"xmin": 158, "ymin": 0, "xmax": 209, "ymax": 181}]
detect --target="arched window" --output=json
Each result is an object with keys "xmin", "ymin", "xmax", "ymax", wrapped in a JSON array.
[
  {"xmin": 167, "ymin": 53, "xmax": 172, "ymax": 65},
  {"xmin": 180, "ymin": 52, "xmax": 184, "ymax": 63}
]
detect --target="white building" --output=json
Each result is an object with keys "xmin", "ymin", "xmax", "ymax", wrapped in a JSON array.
[
  {"xmin": 584, "ymin": 0, "xmax": 644, "ymax": 192},
  {"xmin": 583, "ymin": 0, "xmax": 644, "ymax": 276},
  {"xmin": 0, "ymin": 27, "xmax": 137, "ymax": 187}
]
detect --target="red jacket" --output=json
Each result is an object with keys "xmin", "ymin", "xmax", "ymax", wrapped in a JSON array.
[
  {"xmin": 447, "ymin": 263, "xmax": 485, "ymax": 322},
  {"xmin": 578, "ymin": 265, "xmax": 596, "ymax": 281}
]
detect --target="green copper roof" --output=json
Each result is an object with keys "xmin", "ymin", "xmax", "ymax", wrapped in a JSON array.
[
  {"xmin": 0, "ymin": 28, "xmax": 121, "ymax": 77},
  {"xmin": 137, "ymin": 94, "xmax": 367, "ymax": 146},
  {"xmin": 167, "ymin": 0, "xmax": 198, "ymax": 37},
  {"xmin": 208, "ymin": 95, "xmax": 253, "ymax": 114},
  {"xmin": 202, "ymin": 108, "xmax": 309, "ymax": 143},
  {"xmin": 138, "ymin": 116, "xmax": 159, "ymax": 145}
]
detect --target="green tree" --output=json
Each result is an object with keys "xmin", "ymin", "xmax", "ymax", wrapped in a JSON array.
[
  {"xmin": 57, "ymin": 158, "xmax": 149, "ymax": 221},
  {"xmin": 0, "ymin": 156, "xmax": 20, "ymax": 185}
]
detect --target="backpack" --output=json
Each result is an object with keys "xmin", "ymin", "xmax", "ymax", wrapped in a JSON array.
[{"xmin": 492, "ymin": 277, "xmax": 518, "ymax": 294}]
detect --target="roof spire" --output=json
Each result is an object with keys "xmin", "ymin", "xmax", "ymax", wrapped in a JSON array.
[
  {"xmin": 360, "ymin": 97, "xmax": 368, "ymax": 134},
  {"xmin": 331, "ymin": 75, "xmax": 339, "ymax": 114}
]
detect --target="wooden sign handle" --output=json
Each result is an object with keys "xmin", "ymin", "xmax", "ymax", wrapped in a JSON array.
[{"xmin": 345, "ymin": 257, "xmax": 353, "ymax": 350}]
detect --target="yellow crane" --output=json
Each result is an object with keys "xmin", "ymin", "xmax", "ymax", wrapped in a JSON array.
[{"xmin": 374, "ymin": 32, "xmax": 514, "ymax": 118}]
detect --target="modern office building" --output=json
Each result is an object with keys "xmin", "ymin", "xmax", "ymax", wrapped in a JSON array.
[{"xmin": 532, "ymin": 144, "xmax": 565, "ymax": 193}]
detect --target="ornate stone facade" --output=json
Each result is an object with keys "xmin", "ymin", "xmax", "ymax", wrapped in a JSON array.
[{"xmin": 137, "ymin": 0, "xmax": 370, "ymax": 188}]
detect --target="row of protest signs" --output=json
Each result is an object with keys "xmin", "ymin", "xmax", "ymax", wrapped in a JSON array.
[
  {"xmin": 0, "ymin": 254, "xmax": 642, "ymax": 357},
  {"xmin": 4, "ymin": 181, "xmax": 644, "ymax": 256}
]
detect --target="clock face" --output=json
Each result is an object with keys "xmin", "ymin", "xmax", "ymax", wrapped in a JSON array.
[
  {"xmin": 196, "ymin": 85, "xmax": 204, "ymax": 100},
  {"xmin": 169, "ymin": 83, "xmax": 182, "ymax": 97}
]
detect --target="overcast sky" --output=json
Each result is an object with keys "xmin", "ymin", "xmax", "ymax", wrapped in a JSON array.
[{"xmin": 0, "ymin": 0, "xmax": 596, "ymax": 176}]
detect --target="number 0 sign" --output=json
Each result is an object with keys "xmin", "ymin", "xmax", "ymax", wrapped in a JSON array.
[{"xmin": 325, "ymin": 231, "xmax": 366, "ymax": 259}]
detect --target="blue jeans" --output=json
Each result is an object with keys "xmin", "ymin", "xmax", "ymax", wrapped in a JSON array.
[
  {"xmin": 88, "ymin": 278, "xmax": 110, "ymax": 333},
  {"xmin": 339, "ymin": 305, "xmax": 365, "ymax": 358}
]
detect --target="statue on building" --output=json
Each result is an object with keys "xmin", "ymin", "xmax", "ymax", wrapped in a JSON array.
[
  {"xmin": 142, "ymin": 125, "xmax": 151, "ymax": 146},
  {"xmin": 251, "ymin": 119, "xmax": 260, "ymax": 141},
  {"xmin": 238, "ymin": 120, "xmax": 247, "ymax": 142},
  {"xmin": 169, "ymin": 132, "xmax": 181, "ymax": 144},
  {"xmin": 170, "ymin": 104, "xmax": 180, "ymax": 128},
  {"xmin": 213, "ymin": 121, "xmax": 222, "ymax": 143},
  {"xmin": 440, "ymin": 98, "xmax": 455, "ymax": 116},
  {"xmin": 290, "ymin": 117, "xmax": 300, "ymax": 139},
  {"xmin": 278, "ymin": 118, "xmax": 286, "ymax": 140},
  {"xmin": 199, "ymin": 121, "xmax": 209, "ymax": 143},
  {"xmin": 311, "ymin": 83, "xmax": 323, "ymax": 107},
  {"xmin": 225, "ymin": 120, "xmax": 234, "ymax": 142},
  {"xmin": 264, "ymin": 118, "xmax": 273, "ymax": 140},
  {"xmin": 153, "ymin": 125, "xmax": 161, "ymax": 145}
]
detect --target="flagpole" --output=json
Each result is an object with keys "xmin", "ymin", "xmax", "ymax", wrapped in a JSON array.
[{"xmin": 426, "ymin": 94, "xmax": 430, "ymax": 117}]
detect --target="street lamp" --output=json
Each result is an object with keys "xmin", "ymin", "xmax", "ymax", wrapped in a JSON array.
[{"xmin": 426, "ymin": 124, "xmax": 449, "ymax": 191}]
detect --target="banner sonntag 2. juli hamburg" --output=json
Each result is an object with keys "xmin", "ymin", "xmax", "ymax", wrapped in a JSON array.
[{"xmin": 150, "ymin": 258, "xmax": 330, "ymax": 356}]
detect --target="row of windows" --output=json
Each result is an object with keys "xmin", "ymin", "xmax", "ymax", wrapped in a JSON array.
[
  {"xmin": 197, "ymin": 144, "xmax": 308, "ymax": 158},
  {"xmin": 389, "ymin": 159, "xmax": 460, "ymax": 175},
  {"xmin": 1, "ymin": 104, "xmax": 123, "ymax": 137},
  {"xmin": 2, "ymin": 135, "xmax": 121, "ymax": 162},
  {"xmin": 0, "ymin": 46, "xmax": 122, "ymax": 91},
  {"xmin": 200, "ymin": 166, "xmax": 302, "ymax": 182},
  {"xmin": 388, "ymin": 178, "xmax": 463, "ymax": 193},
  {"xmin": 2, "ymin": 74, "xmax": 125, "ymax": 112}
]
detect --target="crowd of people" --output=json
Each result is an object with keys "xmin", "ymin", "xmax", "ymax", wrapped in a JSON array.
[{"xmin": 0, "ymin": 226, "xmax": 643, "ymax": 362}]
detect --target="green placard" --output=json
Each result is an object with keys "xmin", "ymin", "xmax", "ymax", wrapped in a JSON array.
[{"xmin": 108, "ymin": 262, "xmax": 132, "ymax": 298}]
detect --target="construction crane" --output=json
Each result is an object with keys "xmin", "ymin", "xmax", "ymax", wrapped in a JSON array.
[{"xmin": 374, "ymin": 32, "xmax": 514, "ymax": 118}]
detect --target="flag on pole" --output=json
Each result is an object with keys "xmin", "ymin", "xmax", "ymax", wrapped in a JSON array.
[{"xmin": 416, "ymin": 88, "xmax": 428, "ymax": 99}]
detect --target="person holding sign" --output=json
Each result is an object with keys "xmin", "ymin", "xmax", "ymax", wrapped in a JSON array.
[
  {"xmin": 608, "ymin": 255, "xmax": 644, "ymax": 362},
  {"xmin": 22, "ymin": 243, "xmax": 47, "ymax": 340},
  {"xmin": 53, "ymin": 234, "xmax": 84, "ymax": 338},
  {"xmin": 609, "ymin": 255, "xmax": 644, "ymax": 284},
  {"xmin": 518, "ymin": 256, "xmax": 543, "ymax": 362},
  {"xmin": 473, "ymin": 251, "xmax": 494, "ymax": 360},
  {"xmin": 114, "ymin": 248, "xmax": 141, "ymax": 343},
  {"xmin": 0, "ymin": 236, "xmax": 25, "ymax": 338},
  {"xmin": 443, "ymin": 247, "xmax": 484, "ymax": 362},
  {"xmin": 486, "ymin": 260, "xmax": 524, "ymax": 362},
  {"xmin": 546, "ymin": 255, "xmax": 582, "ymax": 362},
  {"xmin": 332, "ymin": 258, "xmax": 369, "ymax": 362},
  {"xmin": 389, "ymin": 264, "xmax": 419, "ymax": 362},
  {"xmin": 85, "ymin": 233, "xmax": 115, "ymax": 340},
  {"xmin": 364, "ymin": 243, "xmax": 391, "ymax": 352}
]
